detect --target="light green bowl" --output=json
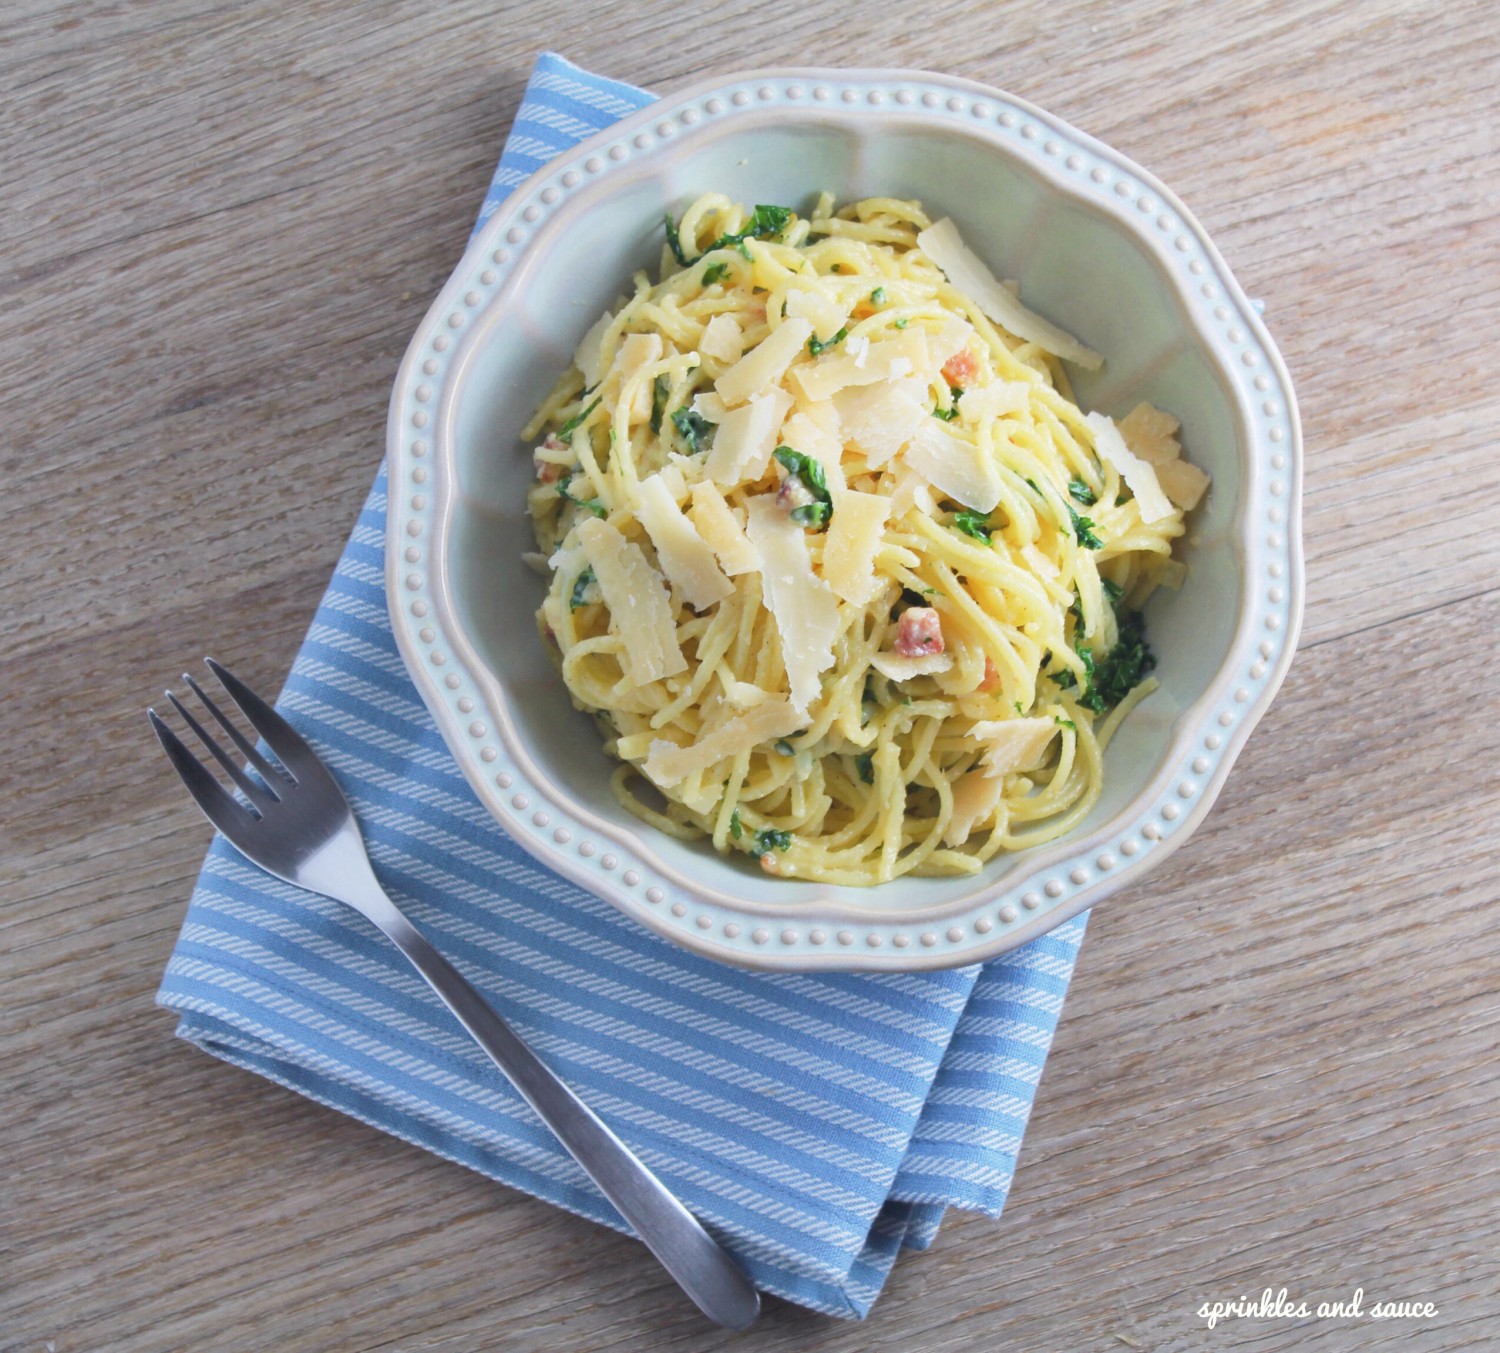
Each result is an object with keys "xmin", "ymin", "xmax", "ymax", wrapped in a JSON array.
[{"xmin": 387, "ymin": 68, "xmax": 1303, "ymax": 971}]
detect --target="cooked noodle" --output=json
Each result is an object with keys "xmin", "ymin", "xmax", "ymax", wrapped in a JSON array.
[{"xmin": 521, "ymin": 194, "xmax": 1206, "ymax": 884}]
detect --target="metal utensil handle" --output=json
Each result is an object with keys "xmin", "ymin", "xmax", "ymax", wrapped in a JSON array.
[{"xmin": 379, "ymin": 912, "xmax": 761, "ymax": 1330}]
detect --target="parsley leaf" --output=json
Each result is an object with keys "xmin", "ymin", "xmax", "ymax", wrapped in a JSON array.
[
  {"xmin": 1067, "ymin": 503, "xmax": 1104, "ymax": 549},
  {"xmin": 951, "ymin": 509, "xmax": 992, "ymax": 542},
  {"xmin": 1090, "ymin": 612, "xmax": 1157, "ymax": 709},
  {"xmin": 1056, "ymin": 715, "xmax": 1077, "ymax": 730},
  {"xmin": 870, "ymin": 287, "xmax": 887, "ymax": 305},
  {"xmin": 807, "ymin": 326, "xmax": 849, "ymax": 357},
  {"xmin": 1101, "ymin": 578, "xmax": 1125, "ymax": 611},
  {"xmin": 570, "ymin": 566, "xmax": 597, "ymax": 611},
  {"xmin": 649, "ymin": 375, "xmax": 669, "ymax": 435},
  {"xmin": 1068, "ymin": 478, "xmax": 1098, "ymax": 506},
  {"xmin": 773, "ymin": 445, "xmax": 834, "ymax": 528},
  {"xmin": 729, "ymin": 808, "xmax": 742, "ymax": 840},
  {"xmin": 774, "ymin": 739, "xmax": 797, "ymax": 757},
  {"xmin": 703, "ymin": 204, "xmax": 795, "ymax": 258},
  {"xmin": 557, "ymin": 396, "xmax": 601, "ymax": 439},
  {"xmin": 893, "ymin": 317, "xmax": 909, "ymax": 329},
  {"xmin": 854, "ymin": 752, "xmax": 875, "ymax": 784},
  {"xmin": 671, "ymin": 407, "xmax": 716, "ymax": 455},
  {"xmin": 1013, "ymin": 700, "xmax": 1025, "ymax": 714},
  {"xmin": 753, "ymin": 827, "xmax": 792, "ymax": 854},
  {"xmin": 663, "ymin": 213, "xmax": 691, "ymax": 266},
  {"xmin": 701, "ymin": 261, "xmax": 730, "ymax": 286},
  {"xmin": 790, "ymin": 501, "xmax": 832, "ymax": 527}
]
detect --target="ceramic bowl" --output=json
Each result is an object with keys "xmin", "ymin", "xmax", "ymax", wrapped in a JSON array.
[{"xmin": 386, "ymin": 68, "xmax": 1304, "ymax": 971}]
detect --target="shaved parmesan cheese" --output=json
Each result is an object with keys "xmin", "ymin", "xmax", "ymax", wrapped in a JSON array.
[
  {"xmin": 846, "ymin": 334, "xmax": 871, "ymax": 368},
  {"xmin": 699, "ymin": 315, "xmax": 744, "ymax": 364},
  {"xmin": 1086, "ymin": 412, "xmax": 1174, "ymax": 523},
  {"xmin": 870, "ymin": 651, "xmax": 953, "ymax": 681},
  {"xmin": 1154, "ymin": 457, "xmax": 1211, "ymax": 510},
  {"xmin": 1117, "ymin": 402, "xmax": 1182, "ymax": 465},
  {"xmin": 784, "ymin": 287, "xmax": 846, "ymax": 343},
  {"xmin": 704, "ymin": 386, "xmax": 792, "ymax": 485},
  {"xmin": 746, "ymin": 496, "xmax": 840, "ymax": 715},
  {"xmin": 642, "ymin": 699, "xmax": 803, "ymax": 787},
  {"xmin": 903, "ymin": 418, "xmax": 1002, "ymax": 513},
  {"xmin": 688, "ymin": 481, "xmax": 761, "ymax": 575},
  {"xmin": 922, "ymin": 316, "xmax": 976, "ymax": 371},
  {"xmin": 960, "ymin": 380, "xmax": 1031, "ymax": 423},
  {"xmin": 724, "ymin": 680, "xmax": 773, "ymax": 710},
  {"xmin": 780, "ymin": 404, "xmax": 846, "ymax": 493},
  {"xmin": 636, "ymin": 474, "xmax": 733, "ymax": 610},
  {"xmin": 715, "ymin": 317, "xmax": 812, "ymax": 406},
  {"xmin": 822, "ymin": 489, "xmax": 891, "ymax": 605},
  {"xmin": 573, "ymin": 309, "xmax": 614, "ymax": 387},
  {"xmin": 791, "ymin": 330, "xmax": 929, "ymax": 402},
  {"xmin": 834, "ymin": 380, "xmax": 929, "ymax": 467},
  {"xmin": 917, "ymin": 218, "xmax": 1103, "ymax": 370},
  {"xmin": 944, "ymin": 771, "xmax": 1008, "ymax": 847},
  {"xmin": 888, "ymin": 461, "xmax": 937, "ymax": 518},
  {"xmin": 691, "ymin": 390, "xmax": 729, "ymax": 423},
  {"xmin": 576, "ymin": 517, "xmax": 687, "ymax": 686},
  {"xmin": 966, "ymin": 717, "xmax": 1059, "ymax": 777}
]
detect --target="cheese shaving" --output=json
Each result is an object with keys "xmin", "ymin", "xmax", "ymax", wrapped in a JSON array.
[
  {"xmin": 575, "ymin": 516, "xmax": 686, "ymax": 686},
  {"xmin": 917, "ymin": 218, "xmax": 1103, "ymax": 370}
]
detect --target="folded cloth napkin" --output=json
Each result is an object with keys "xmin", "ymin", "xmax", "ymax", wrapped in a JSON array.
[{"xmin": 157, "ymin": 52, "xmax": 1088, "ymax": 1319}]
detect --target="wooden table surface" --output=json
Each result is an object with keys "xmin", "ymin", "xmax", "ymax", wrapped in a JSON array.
[{"xmin": 5, "ymin": 1, "xmax": 1497, "ymax": 1348}]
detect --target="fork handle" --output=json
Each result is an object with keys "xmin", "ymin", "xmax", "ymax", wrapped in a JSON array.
[{"xmin": 374, "ymin": 909, "xmax": 760, "ymax": 1330}]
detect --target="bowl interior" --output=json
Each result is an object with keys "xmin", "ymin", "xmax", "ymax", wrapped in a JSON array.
[{"xmin": 441, "ymin": 110, "xmax": 1248, "ymax": 919}]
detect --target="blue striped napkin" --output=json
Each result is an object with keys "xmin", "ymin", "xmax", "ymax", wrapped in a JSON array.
[{"xmin": 157, "ymin": 52, "xmax": 1088, "ymax": 1319}]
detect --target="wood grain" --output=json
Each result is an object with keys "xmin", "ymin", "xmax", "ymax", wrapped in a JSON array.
[{"xmin": 4, "ymin": 1, "xmax": 1497, "ymax": 1348}]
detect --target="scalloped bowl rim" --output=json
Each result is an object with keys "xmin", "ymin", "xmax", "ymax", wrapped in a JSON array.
[{"xmin": 386, "ymin": 66, "xmax": 1304, "ymax": 971}]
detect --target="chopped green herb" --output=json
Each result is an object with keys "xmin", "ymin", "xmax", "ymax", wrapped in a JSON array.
[
  {"xmin": 663, "ymin": 213, "xmax": 691, "ymax": 266},
  {"xmin": 701, "ymin": 261, "xmax": 730, "ymax": 286},
  {"xmin": 1068, "ymin": 478, "xmax": 1098, "ymax": 506},
  {"xmin": 829, "ymin": 263, "xmax": 843, "ymax": 273},
  {"xmin": 753, "ymin": 827, "xmax": 792, "ymax": 854},
  {"xmin": 1101, "ymin": 578, "xmax": 1125, "ymax": 611},
  {"xmin": 558, "ymin": 396, "xmax": 601, "ymax": 439},
  {"xmin": 704, "ymin": 204, "xmax": 795, "ymax": 258},
  {"xmin": 1067, "ymin": 503, "xmax": 1104, "ymax": 549},
  {"xmin": 901, "ymin": 695, "xmax": 913, "ymax": 706},
  {"xmin": 729, "ymin": 808, "xmax": 742, "ymax": 840},
  {"xmin": 893, "ymin": 317, "xmax": 909, "ymax": 329},
  {"xmin": 1013, "ymin": 700, "xmax": 1025, "ymax": 714},
  {"xmin": 807, "ymin": 326, "xmax": 849, "ymax": 357},
  {"xmin": 774, "ymin": 739, "xmax": 797, "ymax": 757},
  {"xmin": 1024, "ymin": 476, "xmax": 1044, "ymax": 497},
  {"xmin": 671, "ymin": 407, "xmax": 715, "ymax": 455},
  {"xmin": 569, "ymin": 566, "xmax": 597, "ymax": 611},
  {"xmin": 1056, "ymin": 715, "xmax": 1077, "ymax": 730},
  {"xmin": 790, "ymin": 501, "xmax": 832, "ymax": 527},
  {"xmin": 855, "ymin": 751, "xmax": 875, "ymax": 784},
  {"xmin": 649, "ymin": 375, "xmax": 669, "ymax": 435},
  {"xmin": 870, "ymin": 287, "xmax": 887, "ymax": 305},
  {"xmin": 773, "ymin": 445, "xmax": 834, "ymax": 528},
  {"xmin": 951, "ymin": 509, "xmax": 992, "ymax": 542},
  {"xmin": 1089, "ymin": 612, "xmax": 1157, "ymax": 710}
]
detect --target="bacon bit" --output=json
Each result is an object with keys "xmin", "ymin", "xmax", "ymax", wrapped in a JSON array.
[
  {"xmin": 895, "ymin": 606, "xmax": 944, "ymax": 657},
  {"xmin": 978, "ymin": 655, "xmax": 1001, "ymax": 692},
  {"xmin": 534, "ymin": 432, "xmax": 569, "ymax": 482},
  {"xmin": 941, "ymin": 349, "xmax": 979, "ymax": 388},
  {"xmin": 746, "ymin": 303, "xmax": 767, "ymax": 326}
]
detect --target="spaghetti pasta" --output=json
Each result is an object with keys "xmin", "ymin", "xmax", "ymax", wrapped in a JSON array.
[{"xmin": 522, "ymin": 194, "xmax": 1207, "ymax": 884}]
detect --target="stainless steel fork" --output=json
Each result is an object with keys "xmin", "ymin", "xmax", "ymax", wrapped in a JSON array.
[{"xmin": 149, "ymin": 658, "xmax": 759, "ymax": 1330}]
